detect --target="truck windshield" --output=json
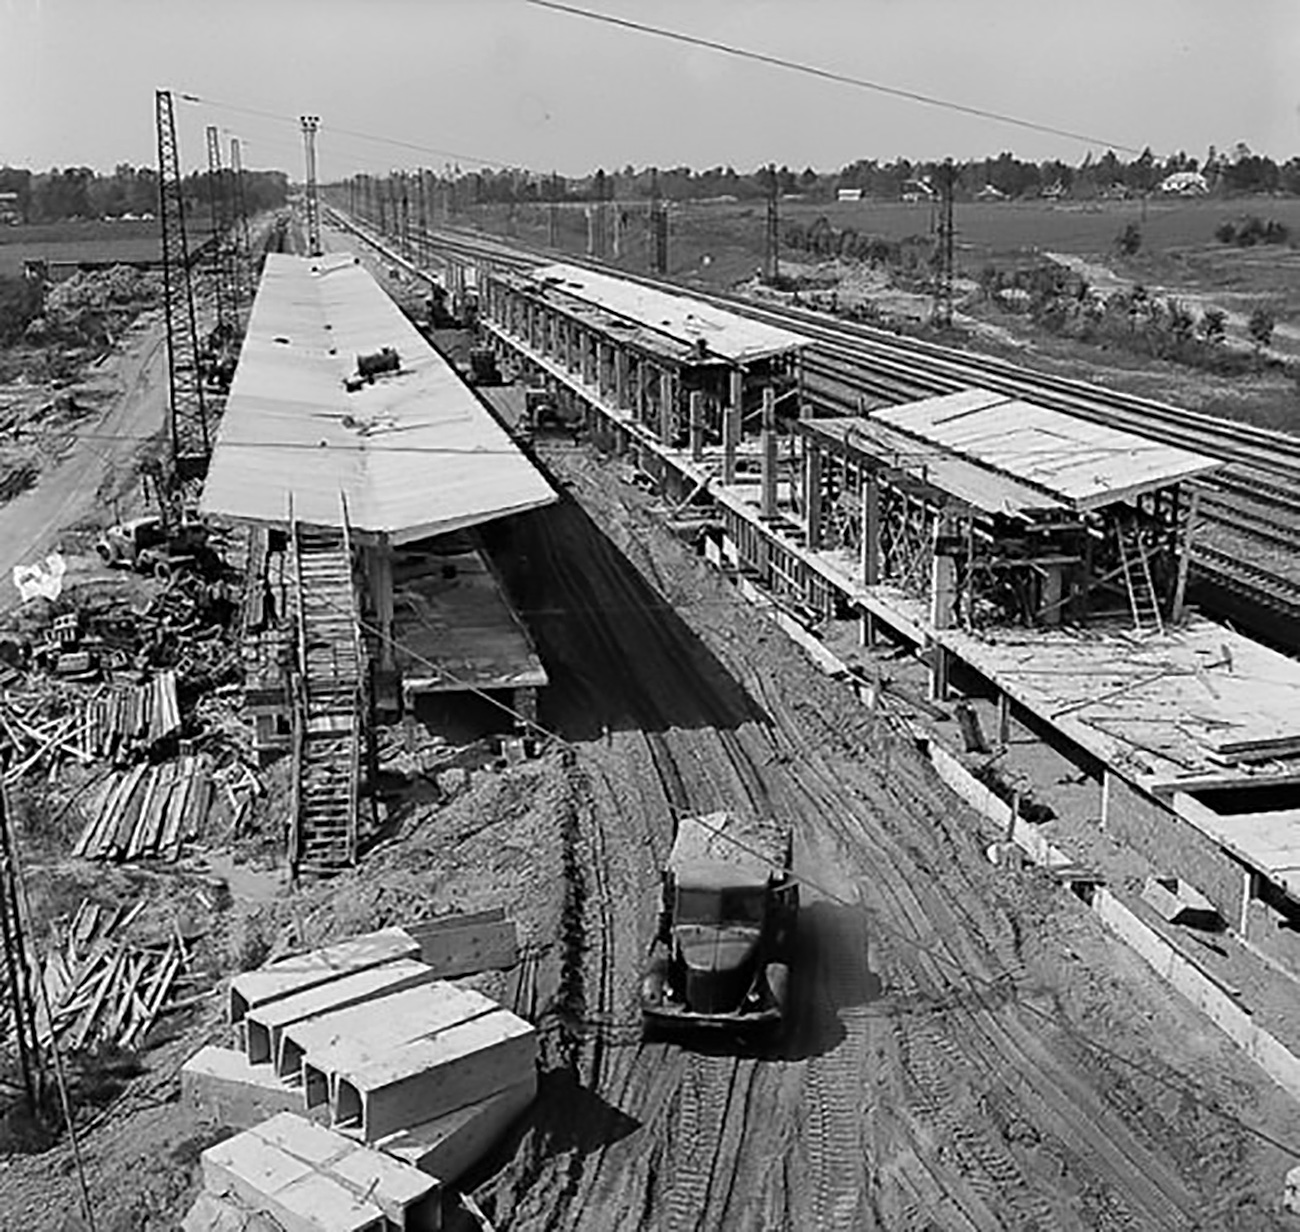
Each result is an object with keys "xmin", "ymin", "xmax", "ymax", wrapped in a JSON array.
[{"xmin": 676, "ymin": 886, "xmax": 766, "ymax": 925}]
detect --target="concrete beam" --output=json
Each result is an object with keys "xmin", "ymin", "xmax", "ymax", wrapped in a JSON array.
[
  {"xmin": 403, "ymin": 914, "xmax": 518, "ymax": 978},
  {"xmin": 288, "ymin": 981, "xmax": 498, "ymax": 1093},
  {"xmin": 202, "ymin": 1132, "xmax": 386, "ymax": 1232},
  {"xmin": 249, "ymin": 1113, "xmax": 441, "ymax": 1232},
  {"xmin": 377, "ymin": 1072, "xmax": 537, "ymax": 1186},
  {"xmin": 228, "ymin": 928, "xmax": 419, "ymax": 1025},
  {"xmin": 182, "ymin": 1045, "xmax": 306, "ymax": 1130},
  {"xmin": 333, "ymin": 1008, "xmax": 537, "ymax": 1142},
  {"xmin": 245, "ymin": 958, "xmax": 437, "ymax": 1066}
]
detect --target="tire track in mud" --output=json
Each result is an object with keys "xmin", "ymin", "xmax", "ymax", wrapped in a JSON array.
[{"xmin": 741, "ymin": 666, "xmax": 1196, "ymax": 1229}]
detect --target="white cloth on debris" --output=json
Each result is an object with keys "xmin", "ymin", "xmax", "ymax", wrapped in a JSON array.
[{"xmin": 13, "ymin": 552, "xmax": 67, "ymax": 602}]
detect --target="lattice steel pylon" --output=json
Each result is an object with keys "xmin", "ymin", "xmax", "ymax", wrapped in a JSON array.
[
  {"xmin": 155, "ymin": 89, "xmax": 210, "ymax": 476},
  {"xmin": 229, "ymin": 136, "xmax": 254, "ymax": 308},
  {"xmin": 205, "ymin": 125, "xmax": 238, "ymax": 338},
  {"xmin": 932, "ymin": 158, "xmax": 956, "ymax": 328},
  {"xmin": 301, "ymin": 115, "xmax": 322, "ymax": 257}
]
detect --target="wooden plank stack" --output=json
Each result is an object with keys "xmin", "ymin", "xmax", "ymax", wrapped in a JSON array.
[
  {"xmin": 0, "ymin": 900, "xmax": 190, "ymax": 1053},
  {"xmin": 73, "ymin": 752, "xmax": 214, "ymax": 862},
  {"xmin": 79, "ymin": 669, "xmax": 181, "ymax": 762}
]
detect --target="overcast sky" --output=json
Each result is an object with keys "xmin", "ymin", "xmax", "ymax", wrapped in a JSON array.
[{"xmin": 3, "ymin": 0, "xmax": 1298, "ymax": 178}]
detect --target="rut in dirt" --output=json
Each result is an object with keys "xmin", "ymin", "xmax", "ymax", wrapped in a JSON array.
[{"xmin": 474, "ymin": 469, "xmax": 1242, "ymax": 1230}]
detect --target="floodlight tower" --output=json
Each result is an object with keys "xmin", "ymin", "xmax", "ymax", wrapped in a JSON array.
[
  {"xmin": 155, "ymin": 89, "xmax": 210, "ymax": 476},
  {"xmin": 301, "ymin": 115, "xmax": 322, "ymax": 257}
]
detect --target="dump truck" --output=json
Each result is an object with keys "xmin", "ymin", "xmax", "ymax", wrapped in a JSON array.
[{"xmin": 641, "ymin": 811, "xmax": 798, "ymax": 1038}]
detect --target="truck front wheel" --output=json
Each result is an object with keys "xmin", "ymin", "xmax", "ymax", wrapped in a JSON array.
[{"xmin": 764, "ymin": 962, "xmax": 790, "ymax": 1014}]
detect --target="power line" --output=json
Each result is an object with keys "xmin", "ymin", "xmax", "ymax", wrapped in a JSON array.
[
  {"xmin": 525, "ymin": 0, "xmax": 1146, "ymax": 156},
  {"xmin": 176, "ymin": 93, "xmax": 512, "ymax": 170}
]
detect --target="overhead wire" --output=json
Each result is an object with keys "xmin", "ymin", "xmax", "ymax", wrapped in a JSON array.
[{"xmin": 524, "ymin": 0, "xmax": 1146, "ymax": 157}]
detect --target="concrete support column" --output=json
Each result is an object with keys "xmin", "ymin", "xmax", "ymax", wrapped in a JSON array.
[
  {"xmin": 1040, "ymin": 566, "xmax": 1065, "ymax": 627},
  {"xmin": 659, "ymin": 370, "xmax": 674, "ymax": 446},
  {"xmin": 859, "ymin": 607, "xmax": 877, "ymax": 647},
  {"xmin": 724, "ymin": 370, "xmax": 742, "ymax": 485},
  {"xmin": 997, "ymin": 692, "xmax": 1011, "ymax": 745},
  {"xmin": 615, "ymin": 349, "xmax": 629, "ymax": 411},
  {"xmin": 930, "ymin": 527, "xmax": 957, "ymax": 630},
  {"xmin": 861, "ymin": 473, "xmax": 880, "ymax": 585},
  {"xmin": 928, "ymin": 643, "xmax": 949, "ymax": 703},
  {"xmin": 805, "ymin": 442, "xmax": 823, "ymax": 549},
  {"xmin": 1172, "ymin": 487, "xmax": 1199, "ymax": 623},
  {"xmin": 1100, "ymin": 769, "xmax": 1113, "ymax": 832},
  {"xmin": 366, "ymin": 536, "xmax": 395, "ymax": 672},
  {"xmin": 760, "ymin": 387, "xmax": 777, "ymax": 518},
  {"xmin": 689, "ymin": 391, "xmax": 704, "ymax": 461}
]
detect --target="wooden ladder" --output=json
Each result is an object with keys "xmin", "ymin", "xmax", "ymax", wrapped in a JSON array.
[
  {"xmin": 1116, "ymin": 516, "xmax": 1164, "ymax": 635},
  {"xmin": 288, "ymin": 518, "xmax": 364, "ymax": 877}
]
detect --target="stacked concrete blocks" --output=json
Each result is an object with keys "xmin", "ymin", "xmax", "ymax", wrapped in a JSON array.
[
  {"xmin": 228, "ymin": 928, "xmax": 422, "ymax": 1027},
  {"xmin": 199, "ymin": 1112, "xmax": 439, "ymax": 1232}
]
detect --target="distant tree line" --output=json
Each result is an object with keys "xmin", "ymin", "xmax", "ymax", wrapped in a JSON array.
[
  {"xmin": 428, "ymin": 142, "xmax": 1300, "ymax": 205},
  {"xmin": 0, "ymin": 164, "xmax": 289, "ymax": 224}
]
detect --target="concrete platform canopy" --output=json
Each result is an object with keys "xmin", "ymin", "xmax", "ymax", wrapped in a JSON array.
[{"xmin": 200, "ymin": 252, "xmax": 557, "ymax": 542}]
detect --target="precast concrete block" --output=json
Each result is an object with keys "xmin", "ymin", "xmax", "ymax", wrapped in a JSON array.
[
  {"xmin": 182, "ymin": 1045, "xmax": 303, "ymax": 1130},
  {"xmin": 202, "ymin": 1128, "xmax": 385, "ymax": 1232},
  {"xmin": 229, "ymin": 928, "xmax": 419, "ymax": 1024},
  {"xmin": 245, "ymin": 958, "xmax": 437, "ymax": 1065},
  {"xmin": 378, "ymin": 1071, "xmax": 538, "ymax": 1186},
  {"xmin": 405, "ymin": 914, "xmax": 518, "ymax": 978},
  {"xmin": 249, "ymin": 1112, "xmax": 441, "ymax": 1232},
  {"xmin": 334, "ymin": 1007, "xmax": 538, "ymax": 1142},
  {"xmin": 287, "ymin": 980, "xmax": 497, "ymax": 1099}
]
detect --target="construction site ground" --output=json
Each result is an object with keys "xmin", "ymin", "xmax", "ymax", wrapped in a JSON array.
[{"xmin": 4, "ymin": 325, "xmax": 1300, "ymax": 1228}]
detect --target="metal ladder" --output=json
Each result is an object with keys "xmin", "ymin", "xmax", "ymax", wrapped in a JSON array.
[{"xmin": 1116, "ymin": 516, "xmax": 1164, "ymax": 635}]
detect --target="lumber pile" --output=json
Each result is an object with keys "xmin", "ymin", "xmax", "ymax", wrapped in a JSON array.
[
  {"xmin": 79, "ymin": 669, "xmax": 181, "ymax": 761},
  {"xmin": 0, "ymin": 900, "xmax": 191, "ymax": 1053},
  {"xmin": 73, "ymin": 752, "xmax": 214, "ymax": 861}
]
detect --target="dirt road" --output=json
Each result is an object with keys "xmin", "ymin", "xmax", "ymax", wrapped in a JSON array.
[
  {"xmin": 0, "ymin": 313, "xmax": 168, "ymax": 610},
  {"xmin": 475, "ymin": 444, "xmax": 1300, "ymax": 1230}
]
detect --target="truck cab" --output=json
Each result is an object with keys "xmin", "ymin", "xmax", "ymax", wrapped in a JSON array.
[{"xmin": 642, "ymin": 812, "xmax": 797, "ymax": 1038}]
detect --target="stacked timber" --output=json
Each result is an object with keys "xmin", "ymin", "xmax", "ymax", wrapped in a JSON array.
[
  {"xmin": 73, "ymin": 753, "xmax": 214, "ymax": 861},
  {"xmin": 79, "ymin": 669, "xmax": 181, "ymax": 761},
  {"xmin": 0, "ymin": 899, "xmax": 191, "ymax": 1053}
]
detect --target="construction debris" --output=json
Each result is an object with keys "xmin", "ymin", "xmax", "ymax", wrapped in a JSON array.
[
  {"xmin": 73, "ymin": 752, "xmax": 215, "ymax": 861},
  {"xmin": 80, "ymin": 668, "xmax": 181, "ymax": 761},
  {"xmin": 0, "ymin": 899, "xmax": 192, "ymax": 1054}
]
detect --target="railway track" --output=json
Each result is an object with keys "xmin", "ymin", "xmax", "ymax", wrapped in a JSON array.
[{"xmin": 326, "ymin": 208, "xmax": 1300, "ymax": 632}]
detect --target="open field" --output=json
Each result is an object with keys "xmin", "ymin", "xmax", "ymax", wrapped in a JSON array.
[{"xmin": 0, "ymin": 220, "xmax": 162, "ymax": 276}]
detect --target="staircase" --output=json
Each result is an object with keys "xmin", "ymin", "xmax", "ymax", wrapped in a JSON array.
[
  {"xmin": 1116, "ymin": 517, "xmax": 1164, "ymax": 635},
  {"xmin": 290, "ymin": 523, "xmax": 365, "ymax": 876}
]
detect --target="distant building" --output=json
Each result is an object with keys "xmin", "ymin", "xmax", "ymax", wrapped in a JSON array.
[
  {"xmin": 975, "ymin": 184, "xmax": 1007, "ymax": 202},
  {"xmin": 0, "ymin": 191, "xmax": 21, "ymax": 224},
  {"xmin": 1158, "ymin": 171, "xmax": 1209, "ymax": 196},
  {"xmin": 900, "ymin": 178, "xmax": 935, "ymax": 203},
  {"xmin": 836, "ymin": 187, "xmax": 863, "ymax": 202}
]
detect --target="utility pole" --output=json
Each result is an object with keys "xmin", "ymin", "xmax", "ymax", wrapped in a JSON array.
[
  {"xmin": 764, "ymin": 163, "xmax": 780, "ymax": 283},
  {"xmin": 648, "ymin": 169, "xmax": 668, "ymax": 275},
  {"xmin": 155, "ymin": 89, "xmax": 210, "ymax": 478},
  {"xmin": 417, "ymin": 169, "xmax": 429, "ymax": 268},
  {"xmin": 933, "ymin": 158, "xmax": 956, "ymax": 328},
  {"xmin": 0, "ymin": 782, "xmax": 44, "ymax": 1119},
  {"xmin": 300, "ymin": 115, "xmax": 322, "ymax": 257},
  {"xmin": 399, "ymin": 171, "xmax": 411, "ymax": 259}
]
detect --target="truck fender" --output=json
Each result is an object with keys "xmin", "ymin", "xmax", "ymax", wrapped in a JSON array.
[{"xmin": 764, "ymin": 962, "xmax": 790, "ymax": 1012}]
